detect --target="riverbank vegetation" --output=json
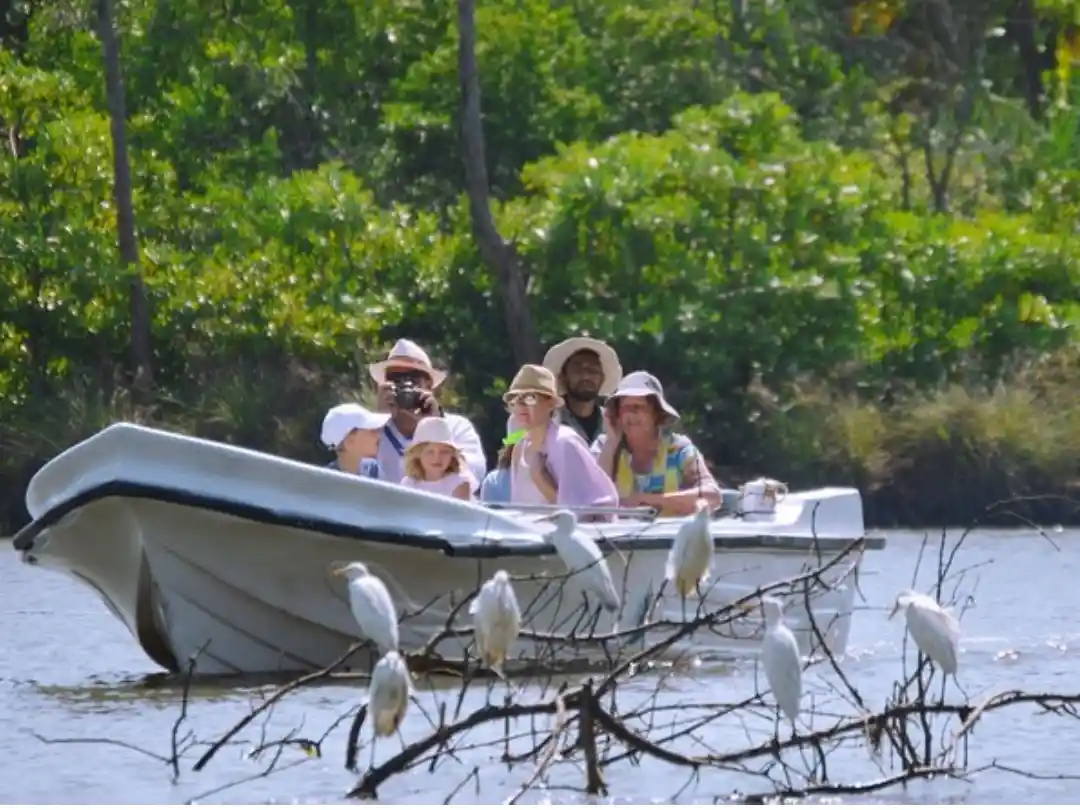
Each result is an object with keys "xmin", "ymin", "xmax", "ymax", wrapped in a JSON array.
[{"xmin": 3, "ymin": 0, "xmax": 1080, "ymax": 532}]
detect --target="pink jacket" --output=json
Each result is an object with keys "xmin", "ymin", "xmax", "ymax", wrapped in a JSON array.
[{"xmin": 514, "ymin": 421, "xmax": 619, "ymax": 512}]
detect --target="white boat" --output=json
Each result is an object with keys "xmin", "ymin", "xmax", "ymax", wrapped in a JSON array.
[{"xmin": 12, "ymin": 422, "xmax": 885, "ymax": 677}]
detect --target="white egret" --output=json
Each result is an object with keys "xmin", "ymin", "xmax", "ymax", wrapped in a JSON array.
[
  {"xmin": 469, "ymin": 570, "xmax": 521, "ymax": 674},
  {"xmin": 332, "ymin": 562, "xmax": 399, "ymax": 654},
  {"xmin": 665, "ymin": 499, "xmax": 714, "ymax": 599},
  {"xmin": 544, "ymin": 510, "xmax": 621, "ymax": 613},
  {"xmin": 889, "ymin": 588, "xmax": 961, "ymax": 675},
  {"xmin": 760, "ymin": 596, "xmax": 802, "ymax": 731},
  {"xmin": 365, "ymin": 650, "xmax": 412, "ymax": 769}
]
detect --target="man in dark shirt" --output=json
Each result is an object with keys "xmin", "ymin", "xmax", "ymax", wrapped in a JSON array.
[{"xmin": 542, "ymin": 337, "xmax": 623, "ymax": 446}]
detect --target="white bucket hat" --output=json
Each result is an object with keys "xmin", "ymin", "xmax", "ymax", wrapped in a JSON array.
[
  {"xmin": 404, "ymin": 416, "xmax": 462, "ymax": 456},
  {"xmin": 542, "ymin": 337, "xmax": 623, "ymax": 397},
  {"xmin": 368, "ymin": 339, "xmax": 448, "ymax": 388},
  {"xmin": 608, "ymin": 371, "xmax": 680, "ymax": 422},
  {"xmin": 321, "ymin": 403, "xmax": 391, "ymax": 449}
]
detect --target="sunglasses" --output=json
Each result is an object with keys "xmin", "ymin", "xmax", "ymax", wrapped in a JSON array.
[{"xmin": 505, "ymin": 393, "xmax": 548, "ymax": 408}]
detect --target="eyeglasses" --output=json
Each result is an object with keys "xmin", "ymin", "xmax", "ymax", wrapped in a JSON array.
[
  {"xmin": 505, "ymin": 393, "xmax": 545, "ymax": 408},
  {"xmin": 386, "ymin": 370, "xmax": 428, "ymax": 385}
]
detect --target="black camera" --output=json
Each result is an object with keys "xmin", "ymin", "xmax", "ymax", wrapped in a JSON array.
[{"xmin": 392, "ymin": 379, "xmax": 423, "ymax": 411}]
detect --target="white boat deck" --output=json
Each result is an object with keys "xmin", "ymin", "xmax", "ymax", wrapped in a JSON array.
[{"xmin": 18, "ymin": 422, "xmax": 882, "ymax": 558}]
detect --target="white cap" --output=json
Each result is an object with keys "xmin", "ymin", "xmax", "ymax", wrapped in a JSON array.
[{"xmin": 321, "ymin": 403, "xmax": 391, "ymax": 449}]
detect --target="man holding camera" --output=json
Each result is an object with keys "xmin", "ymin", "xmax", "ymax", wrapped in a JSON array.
[{"xmin": 369, "ymin": 338, "xmax": 487, "ymax": 487}]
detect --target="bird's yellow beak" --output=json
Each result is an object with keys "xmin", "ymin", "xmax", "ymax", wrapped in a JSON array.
[
  {"xmin": 887, "ymin": 602, "xmax": 900, "ymax": 620},
  {"xmin": 329, "ymin": 565, "xmax": 349, "ymax": 578}
]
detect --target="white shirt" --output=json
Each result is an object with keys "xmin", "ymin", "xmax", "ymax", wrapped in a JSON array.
[
  {"xmin": 377, "ymin": 413, "xmax": 487, "ymax": 490},
  {"xmin": 401, "ymin": 472, "xmax": 475, "ymax": 500},
  {"xmin": 510, "ymin": 444, "xmax": 549, "ymax": 505}
]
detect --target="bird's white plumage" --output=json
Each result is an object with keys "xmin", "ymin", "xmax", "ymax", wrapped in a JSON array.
[
  {"xmin": 665, "ymin": 499, "xmax": 714, "ymax": 598},
  {"xmin": 889, "ymin": 589, "xmax": 961, "ymax": 675},
  {"xmin": 334, "ymin": 562, "xmax": 400, "ymax": 653},
  {"xmin": 760, "ymin": 597, "xmax": 802, "ymax": 723},
  {"xmin": 544, "ymin": 510, "xmax": 621, "ymax": 612},
  {"xmin": 368, "ymin": 650, "xmax": 411, "ymax": 737},
  {"xmin": 470, "ymin": 570, "xmax": 521, "ymax": 673}
]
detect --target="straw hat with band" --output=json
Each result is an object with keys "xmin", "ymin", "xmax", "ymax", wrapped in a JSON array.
[
  {"xmin": 502, "ymin": 365, "xmax": 564, "ymax": 407},
  {"xmin": 542, "ymin": 337, "xmax": 623, "ymax": 397},
  {"xmin": 369, "ymin": 338, "xmax": 448, "ymax": 388},
  {"xmin": 607, "ymin": 371, "xmax": 680, "ymax": 424}
]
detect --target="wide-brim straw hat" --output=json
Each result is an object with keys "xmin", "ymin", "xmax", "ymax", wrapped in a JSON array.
[
  {"xmin": 542, "ymin": 337, "xmax": 622, "ymax": 397},
  {"xmin": 404, "ymin": 416, "xmax": 463, "ymax": 456},
  {"xmin": 368, "ymin": 338, "xmax": 448, "ymax": 388},
  {"xmin": 608, "ymin": 370, "xmax": 680, "ymax": 423},
  {"xmin": 502, "ymin": 364, "xmax": 564, "ymax": 407}
]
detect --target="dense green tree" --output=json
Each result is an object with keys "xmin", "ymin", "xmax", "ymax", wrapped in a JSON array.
[{"xmin": 2, "ymin": 0, "xmax": 1080, "ymax": 530}]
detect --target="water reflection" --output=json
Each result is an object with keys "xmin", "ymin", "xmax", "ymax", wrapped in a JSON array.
[{"xmin": 3, "ymin": 533, "xmax": 1080, "ymax": 803}]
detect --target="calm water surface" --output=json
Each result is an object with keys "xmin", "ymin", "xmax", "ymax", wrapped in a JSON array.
[{"xmin": 3, "ymin": 530, "xmax": 1079, "ymax": 804}]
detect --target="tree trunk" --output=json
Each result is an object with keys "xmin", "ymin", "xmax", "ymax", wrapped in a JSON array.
[
  {"xmin": 1007, "ymin": 0, "xmax": 1043, "ymax": 118},
  {"xmin": 99, "ymin": 0, "xmax": 154, "ymax": 393},
  {"xmin": 456, "ymin": 0, "xmax": 541, "ymax": 367}
]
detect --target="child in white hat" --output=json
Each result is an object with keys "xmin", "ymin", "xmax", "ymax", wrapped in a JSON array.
[
  {"xmin": 321, "ymin": 403, "xmax": 391, "ymax": 478},
  {"xmin": 401, "ymin": 417, "xmax": 476, "ymax": 501}
]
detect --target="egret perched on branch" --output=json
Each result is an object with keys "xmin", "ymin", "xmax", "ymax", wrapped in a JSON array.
[
  {"xmin": 365, "ymin": 650, "xmax": 411, "ymax": 770},
  {"xmin": 889, "ymin": 589, "xmax": 961, "ymax": 675},
  {"xmin": 470, "ymin": 570, "xmax": 521, "ymax": 675},
  {"xmin": 760, "ymin": 596, "xmax": 802, "ymax": 733},
  {"xmin": 665, "ymin": 499, "xmax": 714, "ymax": 599},
  {"xmin": 544, "ymin": 510, "xmax": 621, "ymax": 613},
  {"xmin": 332, "ymin": 562, "xmax": 399, "ymax": 654}
]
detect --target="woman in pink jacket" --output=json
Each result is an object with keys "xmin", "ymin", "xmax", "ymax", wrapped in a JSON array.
[{"xmin": 501, "ymin": 364, "xmax": 619, "ymax": 518}]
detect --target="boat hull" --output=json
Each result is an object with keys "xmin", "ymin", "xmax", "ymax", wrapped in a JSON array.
[
  {"xmin": 21, "ymin": 492, "xmax": 866, "ymax": 677},
  {"xmin": 14, "ymin": 423, "xmax": 882, "ymax": 677}
]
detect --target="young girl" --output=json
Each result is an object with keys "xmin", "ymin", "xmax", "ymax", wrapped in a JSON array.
[{"xmin": 401, "ymin": 417, "xmax": 475, "ymax": 501}]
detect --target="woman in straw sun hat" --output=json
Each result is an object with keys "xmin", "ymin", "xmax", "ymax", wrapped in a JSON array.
[
  {"xmin": 400, "ymin": 416, "xmax": 476, "ymax": 501},
  {"xmin": 501, "ymin": 364, "xmax": 618, "ymax": 517},
  {"xmin": 593, "ymin": 370, "xmax": 721, "ymax": 517},
  {"xmin": 542, "ymin": 336, "xmax": 623, "ymax": 446}
]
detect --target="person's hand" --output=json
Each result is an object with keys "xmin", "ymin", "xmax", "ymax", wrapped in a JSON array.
[
  {"xmin": 376, "ymin": 383, "xmax": 397, "ymax": 414},
  {"xmin": 602, "ymin": 402, "xmax": 622, "ymax": 442},
  {"xmin": 621, "ymin": 492, "xmax": 657, "ymax": 509},
  {"xmin": 524, "ymin": 439, "xmax": 544, "ymax": 467},
  {"xmin": 417, "ymin": 390, "xmax": 442, "ymax": 417}
]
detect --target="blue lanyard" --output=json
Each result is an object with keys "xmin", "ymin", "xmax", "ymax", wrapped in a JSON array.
[{"xmin": 383, "ymin": 425, "xmax": 406, "ymax": 457}]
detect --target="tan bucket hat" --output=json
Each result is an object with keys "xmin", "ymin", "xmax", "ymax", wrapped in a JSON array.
[
  {"xmin": 542, "ymin": 337, "xmax": 622, "ymax": 397},
  {"xmin": 608, "ymin": 370, "xmax": 680, "ymax": 423},
  {"xmin": 368, "ymin": 339, "xmax": 448, "ymax": 388},
  {"xmin": 502, "ymin": 364, "xmax": 564, "ymax": 406}
]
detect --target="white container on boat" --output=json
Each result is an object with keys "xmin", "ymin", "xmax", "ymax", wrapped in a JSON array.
[{"xmin": 740, "ymin": 477, "xmax": 788, "ymax": 522}]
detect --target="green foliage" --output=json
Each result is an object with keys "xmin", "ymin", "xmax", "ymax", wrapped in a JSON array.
[{"xmin": 4, "ymin": 0, "xmax": 1080, "ymax": 531}]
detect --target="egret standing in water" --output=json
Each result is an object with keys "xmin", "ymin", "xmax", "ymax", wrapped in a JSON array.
[
  {"xmin": 760, "ymin": 596, "xmax": 802, "ymax": 739},
  {"xmin": 333, "ymin": 562, "xmax": 400, "ymax": 654},
  {"xmin": 365, "ymin": 650, "xmax": 412, "ymax": 770},
  {"xmin": 544, "ymin": 510, "xmax": 621, "ymax": 624},
  {"xmin": 889, "ymin": 588, "xmax": 961, "ymax": 676},
  {"xmin": 665, "ymin": 499, "xmax": 714, "ymax": 617},
  {"xmin": 470, "ymin": 570, "xmax": 521, "ymax": 676}
]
